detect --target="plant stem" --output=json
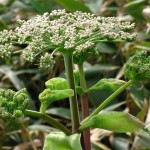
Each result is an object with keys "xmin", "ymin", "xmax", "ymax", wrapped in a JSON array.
[
  {"xmin": 24, "ymin": 109, "xmax": 72, "ymax": 135},
  {"xmin": 80, "ymin": 80, "xmax": 134, "ymax": 128},
  {"xmin": 63, "ymin": 52, "xmax": 80, "ymax": 133},
  {"xmin": 78, "ymin": 64, "xmax": 91, "ymax": 150}
]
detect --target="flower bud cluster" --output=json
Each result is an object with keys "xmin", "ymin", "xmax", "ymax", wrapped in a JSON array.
[
  {"xmin": 0, "ymin": 9, "xmax": 136, "ymax": 66},
  {"xmin": 39, "ymin": 53, "xmax": 55, "ymax": 70},
  {"xmin": 0, "ymin": 43, "xmax": 12, "ymax": 58},
  {"xmin": 124, "ymin": 50, "xmax": 150, "ymax": 81},
  {"xmin": 0, "ymin": 88, "xmax": 30, "ymax": 120}
]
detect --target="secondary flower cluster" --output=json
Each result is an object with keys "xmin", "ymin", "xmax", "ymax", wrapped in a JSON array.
[
  {"xmin": 0, "ymin": 88, "xmax": 29, "ymax": 120},
  {"xmin": 124, "ymin": 50, "xmax": 150, "ymax": 81},
  {"xmin": 0, "ymin": 9, "xmax": 136, "ymax": 68}
]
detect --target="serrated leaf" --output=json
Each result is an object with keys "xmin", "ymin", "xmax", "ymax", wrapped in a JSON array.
[
  {"xmin": 80, "ymin": 111, "xmax": 144, "ymax": 133},
  {"xmin": 45, "ymin": 77, "xmax": 68, "ymax": 90},
  {"xmin": 87, "ymin": 79, "xmax": 126, "ymax": 93},
  {"xmin": 43, "ymin": 132, "xmax": 82, "ymax": 150},
  {"xmin": 39, "ymin": 89, "xmax": 74, "ymax": 113}
]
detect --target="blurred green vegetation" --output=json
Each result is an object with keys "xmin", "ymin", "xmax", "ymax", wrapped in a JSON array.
[{"xmin": 0, "ymin": 0, "xmax": 150, "ymax": 149}]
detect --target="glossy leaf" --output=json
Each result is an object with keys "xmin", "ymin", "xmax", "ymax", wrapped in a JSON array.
[
  {"xmin": 45, "ymin": 77, "xmax": 68, "ymax": 90},
  {"xmin": 80, "ymin": 111, "xmax": 144, "ymax": 133},
  {"xmin": 43, "ymin": 132, "xmax": 82, "ymax": 150},
  {"xmin": 87, "ymin": 79, "xmax": 126, "ymax": 93},
  {"xmin": 39, "ymin": 89, "xmax": 74, "ymax": 113},
  {"xmin": 54, "ymin": 0, "xmax": 91, "ymax": 12}
]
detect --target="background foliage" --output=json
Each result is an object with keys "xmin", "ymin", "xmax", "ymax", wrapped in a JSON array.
[{"xmin": 0, "ymin": 0, "xmax": 150, "ymax": 149}]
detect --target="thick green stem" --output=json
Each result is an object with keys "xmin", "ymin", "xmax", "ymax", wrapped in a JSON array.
[
  {"xmin": 80, "ymin": 80, "xmax": 134, "ymax": 129},
  {"xmin": 78, "ymin": 64, "xmax": 91, "ymax": 150},
  {"xmin": 24, "ymin": 109, "xmax": 72, "ymax": 135},
  {"xmin": 63, "ymin": 52, "xmax": 80, "ymax": 133}
]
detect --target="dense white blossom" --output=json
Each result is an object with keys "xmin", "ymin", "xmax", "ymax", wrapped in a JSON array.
[
  {"xmin": 39, "ymin": 53, "xmax": 55, "ymax": 70},
  {"xmin": 0, "ymin": 9, "xmax": 136, "ymax": 67},
  {"xmin": 0, "ymin": 43, "xmax": 12, "ymax": 58}
]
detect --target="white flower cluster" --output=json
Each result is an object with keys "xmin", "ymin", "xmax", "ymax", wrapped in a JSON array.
[
  {"xmin": 76, "ymin": 41, "xmax": 95, "ymax": 52},
  {"xmin": 0, "ymin": 43, "xmax": 12, "ymax": 58},
  {"xmin": 0, "ymin": 30, "xmax": 13, "ymax": 43},
  {"xmin": 0, "ymin": 9, "xmax": 137, "ymax": 67},
  {"xmin": 39, "ymin": 53, "xmax": 55, "ymax": 70}
]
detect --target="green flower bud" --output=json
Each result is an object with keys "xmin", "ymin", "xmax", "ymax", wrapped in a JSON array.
[
  {"xmin": 0, "ymin": 88, "xmax": 30, "ymax": 120},
  {"xmin": 13, "ymin": 110, "xmax": 23, "ymax": 118},
  {"xmin": 8, "ymin": 101, "xmax": 16, "ymax": 111},
  {"xmin": 124, "ymin": 50, "xmax": 150, "ymax": 81},
  {"xmin": 0, "ymin": 98, "xmax": 7, "ymax": 107},
  {"xmin": 0, "ymin": 89, "xmax": 15, "ymax": 100},
  {"xmin": 13, "ymin": 88, "xmax": 28, "ymax": 103},
  {"xmin": 2, "ymin": 111, "xmax": 13, "ymax": 119},
  {"xmin": 22, "ymin": 100, "xmax": 30, "ymax": 109}
]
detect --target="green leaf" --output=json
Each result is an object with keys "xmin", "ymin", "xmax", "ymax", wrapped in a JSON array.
[
  {"xmin": 30, "ymin": 0, "xmax": 55, "ymax": 13},
  {"xmin": 96, "ymin": 42, "xmax": 116, "ymax": 54},
  {"xmin": 85, "ymin": 0, "xmax": 103, "ymax": 13},
  {"xmin": 43, "ymin": 132, "xmax": 82, "ymax": 150},
  {"xmin": 0, "ymin": 66, "xmax": 24, "ymax": 90},
  {"xmin": 125, "ymin": 0, "xmax": 146, "ymax": 10},
  {"xmin": 135, "ymin": 42, "xmax": 150, "ymax": 51},
  {"xmin": 39, "ymin": 89, "xmax": 74, "ymax": 113},
  {"xmin": 45, "ymin": 77, "xmax": 68, "ymax": 90},
  {"xmin": 54, "ymin": 0, "xmax": 91, "ymax": 12},
  {"xmin": 46, "ymin": 107, "xmax": 71, "ymax": 120},
  {"xmin": 132, "ymin": 127, "xmax": 150, "ymax": 149},
  {"xmin": 29, "ymin": 124, "xmax": 52, "ymax": 132},
  {"xmin": 80, "ymin": 111, "xmax": 144, "ymax": 133},
  {"xmin": 87, "ymin": 78, "xmax": 126, "ymax": 93},
  {"xmin": 85, "ymin": 64, "xmax": 119, "ymax": 78},
  {"xmin": 112, "ymin": 137, "xmax": 130, "ymax": 150},
  {"xmin": 138, "ymin": 31, "xmax": 150, "ymax": 40},
  {"xmin": 124, "ymin": 0, "xmax": 146, "ymax": 21}
]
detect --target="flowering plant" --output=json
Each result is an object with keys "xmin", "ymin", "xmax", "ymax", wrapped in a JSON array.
[{"xmin": 0, "ymin": 10, "xmax": 149, "ymax": 150}]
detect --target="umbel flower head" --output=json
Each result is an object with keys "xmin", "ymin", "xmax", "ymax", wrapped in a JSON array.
[
  {"xmin": 124, "ymin": 50, "xmax": 150, "ymax": 81},
  {"xmin": 0, "ymin": 88, "xmax": 29, "ymax": 120},
  {"xmin": 0, "ymin": 9, "xmax": 136, "ymax": 67}
]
